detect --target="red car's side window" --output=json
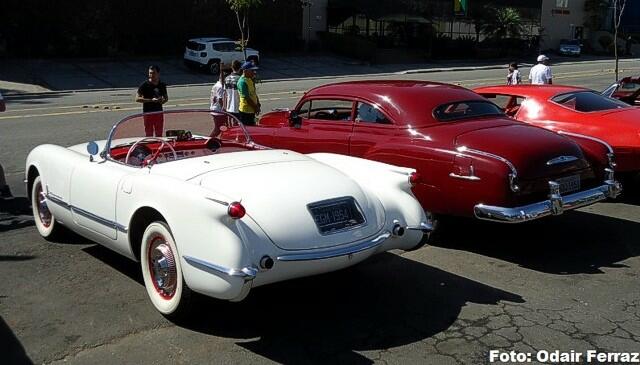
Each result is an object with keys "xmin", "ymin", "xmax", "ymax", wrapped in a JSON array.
[
  {"xmin": 300, "ymin": 99, "xmax": 354, "ymax": 122},
  {"xmin": 355, "ymin": 102, "xmax": 392, "ymax": 125}
]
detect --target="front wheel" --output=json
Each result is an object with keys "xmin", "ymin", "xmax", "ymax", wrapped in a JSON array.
[
  {"xmin": 31, "ymin": 175, "xmax": 64, "ymax": 240},
  {"xmin": 140, "ymin": 221, "xmax": 192, "ymax": 318}
]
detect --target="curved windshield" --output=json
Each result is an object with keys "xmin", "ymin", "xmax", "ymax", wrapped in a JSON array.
[
  {"xmin": 551, "ymin": 91, "xmax": 630, "ymax": 112},
  {"xmin": 433, "ymin": 100, "xmax": 504, "ymax": 122},
  {"xmin": 105, "ymin": 110, "xmax": 260, "ymax": 167}
]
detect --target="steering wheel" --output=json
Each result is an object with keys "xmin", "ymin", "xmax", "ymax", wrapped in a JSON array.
[{"xmin": 125, "ymin": 137, "xmax": 177, "ymax": 166}]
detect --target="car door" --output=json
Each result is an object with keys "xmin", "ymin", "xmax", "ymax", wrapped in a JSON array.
[
  {"xmin": 350, "ymin": 101, "xmax": 397, "ymax": 158},
  {"xmin": 273, "ymin": 98, "xmax": 355, "ymax": 155},
  {"xmin": 69, "ymin": 158, "xmax": 135, "ymax": 240}
]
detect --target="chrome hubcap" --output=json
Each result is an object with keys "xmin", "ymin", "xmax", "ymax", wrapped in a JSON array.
[
  {"xmin": 35, "ymin": 183, "xmax": 52, "ymax": 228},
  {"xmin": 148, "ymin": 236, "xmax": 177, "ymax": 299}
]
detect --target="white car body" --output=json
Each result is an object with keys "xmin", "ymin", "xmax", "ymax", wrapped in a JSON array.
[
  {"xmin": 26, "ymin": 110, "xmax": 430, "ymax": 317},
  {"xmin": 183, "ymin": 37, "xmax": 260, "ymax": 74}
]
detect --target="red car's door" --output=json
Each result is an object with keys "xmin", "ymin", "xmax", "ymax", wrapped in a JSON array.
[
  {"xmin": 273, "ymin": 98, "xmax": 355, "ymax": 154},
  {"xmin": 350, "ymin": 101, "xmax": 398, "ymax": 158}
]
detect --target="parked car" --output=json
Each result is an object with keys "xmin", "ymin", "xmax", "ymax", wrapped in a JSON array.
[
  {"xmin": 601, "ymin": 76, "xmax": 640, "ymax": 106},
  {"xmin": 474, "ymin": 84, "xmax": 639, "ymax": 183},
  {"xmin": 183, "ymin": 37, "xmax": 259, "ymax": 74},
  {"xmin": 249, "ymin": 81, "xmax": 621, "ymax": 228},
  {"xmin": 558, "ymin": 39, "xmax": 582, "ymax": 57},
  {"xmin": 26, "ymin": 110, "xmax": 430, "ymax": 318}
]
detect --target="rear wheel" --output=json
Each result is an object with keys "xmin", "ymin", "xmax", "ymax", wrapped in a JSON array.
[
  {"xmin": 140, "ymin": 221, "xmax": 192, "ymax": 318},
  {"xmin": 31, "ymin": 176, "xmax": 64, "ymax": 240}
]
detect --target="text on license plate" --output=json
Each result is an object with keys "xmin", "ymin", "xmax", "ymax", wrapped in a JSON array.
[
  {"xmin": 556, "ymin": 175, "xmax": 580, "ymax": 194},
  {"xmin": 308, "ymin": 198, "xmax": 365, "ymax": 235}
]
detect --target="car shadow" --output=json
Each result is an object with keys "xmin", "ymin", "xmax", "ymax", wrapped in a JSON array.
[
  {"xmin": 178, "ymin": 253, "xmax": 523, "ymax": 364},
  {"xmin": 0, "ymin": 197, "xmax": 34, "ymax": 233},
  {"xmin": 0, "ymin": 316, "xmax": 34, "ymax": 365},
  {"xmin": 430, "ymin": 210, "xmax": 640, "ymax": 275},
  {"xmin": 82, "ymin": 245, "xmax": 144, "ymax": 286}
]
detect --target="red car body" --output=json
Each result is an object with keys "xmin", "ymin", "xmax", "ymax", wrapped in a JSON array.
[
  {"xmin": 602, "ymin": 76, "xmax": 640, "ymax": 106},
  {"xmin": 250, "ymin": 81, "xmax": 620, "ymax": 223},
  {"xmin": 474, "ymin": 84, "xmax": 640, "ymax": 177}
]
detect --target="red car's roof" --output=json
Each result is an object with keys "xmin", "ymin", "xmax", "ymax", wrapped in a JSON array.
[
  {"xmin": 474, "ymin": 84, "xmax": 590, "ymax": 99},
  {"xmin": 305, "ymin": 80, "xmax": 487, "ymax": 126}
]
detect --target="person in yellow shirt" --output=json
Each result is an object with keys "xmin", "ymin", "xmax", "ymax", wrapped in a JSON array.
[{"xmin": 237, "ymin": 61, "xmax": 260, "ymax": 126}]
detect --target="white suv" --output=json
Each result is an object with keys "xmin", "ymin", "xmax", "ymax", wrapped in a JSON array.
[{"xmin": 183, "ymin": 37, "xmax": 260, "ymax": 74}]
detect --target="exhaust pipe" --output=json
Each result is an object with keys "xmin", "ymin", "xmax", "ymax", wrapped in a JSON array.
[
  {"xmin": 259, "ymin": 255, "xmax": 274, "ymax": 270},
  {"xmin": 392, "ymin": 224, "xmax": 405, "ymax": 237}
]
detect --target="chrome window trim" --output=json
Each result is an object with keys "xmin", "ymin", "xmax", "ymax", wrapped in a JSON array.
[{"xmin": 45, "ymin": 193, "xmax": 128, "ymax": 233}]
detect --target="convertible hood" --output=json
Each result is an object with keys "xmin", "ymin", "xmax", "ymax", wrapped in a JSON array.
[
  {"xmin": 193, "ymin": 153, "xmax": 385, "ymax": 251},
  {"xmin": 454, "ymin": 122, "xmax": 589, "ymax": 179}
]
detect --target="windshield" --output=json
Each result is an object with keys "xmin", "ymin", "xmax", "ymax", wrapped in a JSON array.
[
  {"xmin": 433, "ymin": 100, "xmax": 504, "ymax": 122},
  {"xmin": 551, "ymin": 91, "xmax": 630, "ymax": 112},
  {"xmin": 105, "ymin": 110, "xmax": 258, "ymax": 167}
]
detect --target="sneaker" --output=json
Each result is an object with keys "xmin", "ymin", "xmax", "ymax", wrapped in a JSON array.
[{"xmin": 0, "ymin": 185, "xmax": 12, "ymax": 198}]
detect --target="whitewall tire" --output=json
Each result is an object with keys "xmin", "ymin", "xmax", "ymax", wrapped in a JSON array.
[
  {"xmin": 140, "ymin": 221, "xmax": 192, "ymax": 317},
  {"xmin": 31, "ymin": 176, "xmax": 63, "ymax": 239}
]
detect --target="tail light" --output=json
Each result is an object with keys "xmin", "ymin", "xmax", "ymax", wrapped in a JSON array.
[
  {"xmin": 228, "ymin": 202, "xmax": 246, "ymax": 219},
  {"xmin": 409, "ymin": 172, "xmax": 421, "ymax": 187}
]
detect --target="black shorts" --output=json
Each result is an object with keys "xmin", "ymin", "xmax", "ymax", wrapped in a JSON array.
[{"xmin": 238, "ymin": 112, "xmax": 256, "ymax": 126}]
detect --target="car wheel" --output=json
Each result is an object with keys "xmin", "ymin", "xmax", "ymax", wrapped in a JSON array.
[
  {"xmin": 407, "ymin": 211, "xmax": 440, "ymax": 250},
  {"xmin": 208, "ymin": 61, "xmax": 220, "ymax": 75},
  {"xmin": 140, "ymin": 221, "xmax": 192, "ymax": 318},
  {"xmin": 31, "ymin": 175, "xmax": 64, "ymax": 239}
]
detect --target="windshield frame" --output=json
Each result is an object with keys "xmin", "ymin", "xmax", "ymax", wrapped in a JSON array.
[{"xmin": 102, "ymin": 109, "xmax": 256, "ymax": 164}]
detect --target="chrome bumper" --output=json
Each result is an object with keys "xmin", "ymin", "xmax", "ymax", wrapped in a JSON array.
[{"xmin": 474, "ymin": 179, "xmax": 622, "ymax": 223}]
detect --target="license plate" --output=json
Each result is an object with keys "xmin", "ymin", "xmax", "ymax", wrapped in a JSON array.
[
  {"xmin": 556, "ymin": 175, "xmax": 580, "ymax": 194},
  {"xmin": 308, "ymin": 197, "xmax": 365, "ymax": 235}
]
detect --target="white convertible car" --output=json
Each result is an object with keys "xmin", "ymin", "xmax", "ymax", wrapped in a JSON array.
[{"xmin": 26, "ymin": 110, "xmax": 431, "ymax": 317}]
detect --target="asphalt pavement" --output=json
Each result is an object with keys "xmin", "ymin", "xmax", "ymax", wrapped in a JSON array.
[{"xmin": 1, "ymin": 58, "xmax": 640, "ymax": 364}]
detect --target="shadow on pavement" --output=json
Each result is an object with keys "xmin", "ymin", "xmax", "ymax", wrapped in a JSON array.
[
  {"xmin": 0, "ymin": 198, "xmax": 34, "ymax": 233},
  {"xmin": 83, "ymin": 245, "xmax": 144, "ymax": 286},
  {"xmin": 431, "ymin": 210, "xmax": 640, "ymax": 275},
  {"xmin": 0, "ymin": 316, "xmax": 34, "ymax": 365},
  {"xmin": 174, "ymin": 253, "xmax": 524, "ymax": 364}
]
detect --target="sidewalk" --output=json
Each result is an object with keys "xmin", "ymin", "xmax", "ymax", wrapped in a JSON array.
[{"xmin": 0, "ymin": 53, "xmax": 637, "ymax": 95}]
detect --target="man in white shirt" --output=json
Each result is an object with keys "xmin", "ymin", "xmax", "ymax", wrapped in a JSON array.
[
  {"xmin": 529, "ymin": 55, "xmax": 553, "ymax": 85},
  {"xmin": 224, "ymin": 60, "xmax": 242, "ymax": 119},
  {"xmin": 210, "ymin": 70, "xmax": 225, "ymax": 112}
]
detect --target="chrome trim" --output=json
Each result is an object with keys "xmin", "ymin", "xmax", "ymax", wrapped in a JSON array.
[
  {"xmin": 406, "ymin": 222, "xmax": 433, "ymax": 232},
  {"xmin": 45, "ymin": 193, "xmax": 128, "ymax": 233},
  {"xmin": 557, "ymin": 130, "xmax": 614, "ymax": 154},
  {"xmin": 449, "ymin": 172, "xmax": 481, "ymax": 181},
  {"xmin": 546, "ymin": 156, "xmax": 579, "ymax": 166},
  {"xmin": 205, "ymin": 197, "xmax": 229, "ymax": 206},
  {"xmin": 456, "ymin": 146, "xmax": 520, "ymax": 192},
  {"xmin": 276, "ymin": 231, "xmax": 391, "ymax": 262},
  {"xmin": 183, "ymin": 255, "xmax": 257, "ymax": 280},
  {"xmin": 474, "ymin": 180, "xmax": 622, "ymax": 223}
]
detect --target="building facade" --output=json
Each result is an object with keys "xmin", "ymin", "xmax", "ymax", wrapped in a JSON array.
[{"xmin": 540, "ymin": 0, "xmax": 587, "ymax": 50}]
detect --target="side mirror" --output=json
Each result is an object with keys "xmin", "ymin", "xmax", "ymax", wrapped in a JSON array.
[
  {"xmin": 87, "ymin": 141, "xmax": 99, "ymax": 162},
  {"xmin": 289, "ymin": 111, "xmax": 302, "ymax": 128}
]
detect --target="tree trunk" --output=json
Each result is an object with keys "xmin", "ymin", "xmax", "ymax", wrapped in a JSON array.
[{"xmin": 614, "ymin": 3, "xmax": 619, "ymax": 81}]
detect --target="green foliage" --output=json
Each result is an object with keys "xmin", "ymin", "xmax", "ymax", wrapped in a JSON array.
[
  {"xmin": 226, "ymin": 0, "xmax": 262, "ymax": 12},
  {"xmin": 482, "ymin": 6, "xmax": 524, "ymax": 40}
]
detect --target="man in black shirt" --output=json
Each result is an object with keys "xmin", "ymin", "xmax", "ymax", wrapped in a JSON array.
[{"xmin": 136, "ymin": 65, "xmax": 168, "ymax": 137}]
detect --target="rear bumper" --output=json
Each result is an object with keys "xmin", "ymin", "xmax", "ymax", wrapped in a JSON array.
[{"xmin": 474, "ymin": 179, "xmax": 622, "ymax": 223}]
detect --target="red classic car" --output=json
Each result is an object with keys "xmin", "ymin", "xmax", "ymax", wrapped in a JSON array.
[
  {"xmin": 601, "ymin": 76, "xmax": 640, "ymax": 106},
  {"xmin": 474, "ymin": 85, "xmax": 640, "ymax": 181},
  {"xmin": 249, "ymin": 81, "xmax": 621, "ymax": 227}
]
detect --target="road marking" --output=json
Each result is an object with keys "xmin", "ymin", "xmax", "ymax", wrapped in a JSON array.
[{"xmin": 0, "ymin": 96, "xmax": 300, "ymax": 120}]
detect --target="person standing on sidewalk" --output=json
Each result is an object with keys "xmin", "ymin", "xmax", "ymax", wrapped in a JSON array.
[
  {"xmin": 0, "ymin": 90, "xmax": 11, "ymax": 198},
  {"xmin": 237, "ymin": 61, "xmax": 260, "ymax": 126},
  {"xmin": 210, "ymin": 69, "xmax": 225, "ymax": 113},
  {"xmin": 224, "ymin": 60, "xmax": 243, "ymax": 119},
  {"xmin": 507, "ymin": 62, "xmax": 522, "ymax": 85},
  {"xmin": 135, "ymin": 65, "xmax": 168, "ymax": 137},
  {"xmin": 528, "ymin": 55, "xmax": 553, "ymax": 85}
]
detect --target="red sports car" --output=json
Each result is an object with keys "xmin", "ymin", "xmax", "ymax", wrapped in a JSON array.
[
  {"xmin": 249, "ymin": 81, "xmax": 620, "ymax": 227},
  {"xmin": 601, "ymin": 76, "xmax": 640, "ymax": 106},
  {"xmin": 474, "ymin": 84, "xmax": 640, "ymax": 180}
]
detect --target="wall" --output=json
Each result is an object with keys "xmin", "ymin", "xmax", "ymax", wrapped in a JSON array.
[
  {"xmin": 302, "ymin": 0, "xmax": 329, "ymax": 43},
  {"xmin": 540, "ymin": 0, "xmax": 588, "ymax": 50}
]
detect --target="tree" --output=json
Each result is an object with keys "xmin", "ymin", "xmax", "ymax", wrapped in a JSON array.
[
  {"xmin": 226, "ymin": 0, "xmax": 263, "ymax": 60},
  {"xmin": 482, "ymin": 7, "xmax": 524, "ymax": 40},
  {"xmin": 613, "ymin": 0, "xmax": 627, "ymax": 81}
]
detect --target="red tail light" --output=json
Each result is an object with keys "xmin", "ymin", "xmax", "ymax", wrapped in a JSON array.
[
  {"xmin": 228, "ymin": 202, "xmax": 246, "ymax": 219},
  {"xmin": 409, "ymin": 172, "xmax": 421, "ymax": 186}
]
